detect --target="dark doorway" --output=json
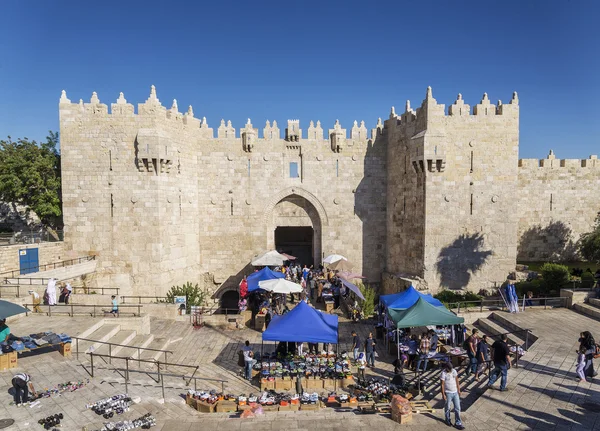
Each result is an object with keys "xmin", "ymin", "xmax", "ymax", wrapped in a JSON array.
[
  {"xmin": 275, "ymin": 226, "xmax": 314, "ymax": 267},
  {"xmin": 220, "ymin": 290, "xmax": 239, "ymax": 313}
]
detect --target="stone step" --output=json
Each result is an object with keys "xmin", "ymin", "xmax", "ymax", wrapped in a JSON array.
[
  {"xmin": 118, "ymin": 334, "xmax": 156, "ymax": 359},
  {"xmin": 574, "ymin": 303, "xmax": 600, "ymax": 321},
  {"xmin": 490, "ymin": 312, "xmax": 538, "ymax": 347},
  {"xmin": 588, "ymin": 298, "xmax": 600, "ymax": 308},
  {"xmin": 475, "ymin": 318, "xmax": 525, "ymax": 348},
  {"xmin": 76, "ymin": 324, "xmax": 121, "ymax": 355},
  {"xmin": 94, "ymin": 329, "xmax": 137, "ymax": 357},
  {"xmin": 139, "ymin": 337, "xmax": 171, "ymax": 363}
]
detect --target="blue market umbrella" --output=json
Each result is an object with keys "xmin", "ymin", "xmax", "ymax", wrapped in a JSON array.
[{"xmin": 0, "ymin": 300, "xmax": 29, "ymax": 319}]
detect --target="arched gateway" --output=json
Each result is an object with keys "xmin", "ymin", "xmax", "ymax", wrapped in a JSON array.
[{"xmin": 264, "ymin": 187, "xmax": 328, "ymax": 268}]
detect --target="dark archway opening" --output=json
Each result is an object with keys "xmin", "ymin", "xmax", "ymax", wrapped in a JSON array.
[
  {"xmin": 220, "ymin": 290, "xmax": 239, "ymax": 313},
  {"xmin": 275, "ymin": 226, "xmax": 314, "ymax": 267}
]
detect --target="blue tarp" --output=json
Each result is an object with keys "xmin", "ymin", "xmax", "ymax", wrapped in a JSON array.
[
  {"xmin": 379, "ymin": 285, "xmax": 443, "ymax": 309},
  {"xmin": 262, "ymin": 301, "xmax": 339, "ymax": 344},
  {"xmin": 247, "ymin": 267, "xmax": 285, "ymax": 292}
]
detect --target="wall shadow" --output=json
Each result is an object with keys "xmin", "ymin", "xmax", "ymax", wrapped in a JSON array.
[
  {"xmin": 210, "ymin": 262, "xmax": 253, "ymax": 305},
  {"xmin": 518, "ymin": 220, "xmax": 579, "ymax": 262},
  {"xmin": 435, "ymin": 233, "xmax": 493, "ymax": 290},
  {"xmin": 354, "ymin": 132, "xmax": 387, "ymax": 283}
]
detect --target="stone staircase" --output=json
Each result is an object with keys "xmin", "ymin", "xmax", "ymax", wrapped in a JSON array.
[
  {"xmin": 469, "ymin": 311, "xmax": 537, "ymax": 350},
  {"xmin": 573, "ymin": 297, "xmax": 600, "ymax": 320}
]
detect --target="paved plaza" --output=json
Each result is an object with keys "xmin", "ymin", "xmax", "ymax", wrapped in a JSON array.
[{"xmin": 1, "ymin": 308, "xmax": 600, "ymax": 430}]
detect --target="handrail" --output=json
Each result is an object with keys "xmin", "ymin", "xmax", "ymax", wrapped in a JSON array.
[
  {"xmin": 72, "ymin": 336, "xmax": 172, "ymax": 364},
  {"xmin": 0, "ymin": 255, "xmax": 96, "ymax": 279},
  {"xmin": 0, "ymin": 285, "xmax": 119, "ymax": 299},
  {"xmin": 23, "ymin": 303, "xmax": 143, "ymax": 317},
  {"xmin": 445, "ymin": 296, "xmax": 567, "ymax": 314},
  {"xmin": 120, "ymin": 296, "xmax": 168, "ymax": 304}
]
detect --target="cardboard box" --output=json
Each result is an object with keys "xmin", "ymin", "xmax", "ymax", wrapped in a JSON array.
[
  {"xmin": 341, "ymin": 377, "xmax": 354, "ymax": 388},
  {"xmin": 59, "ymin": 343, "xmax": 71, "ymax": 358},
  {"xmin": 261, "ymin": 405, "xmax": 278, "ymax": 412},
  {"xmin": 0, "ymin": 354, "xmax": 9, "ymax": 371},
  {"xmin": 300, "ymin": 403, "xmax": 320, "ymax": 411},
  {"xmin": 8, "ymin": 352, "xmax": 17, "ymax": 369},
  {"xmin": 322, "ymin": 378, "xmax": 335, "ymax": 390},
  {"xmin": 260, "ymin": 379, "xmax": 275, "ymax": 391},
  {"xmin": 196, "ymin": 401, "xmax": 216, "ymax": 413},
  {"xmin": 392, "ymin": 411, "xmax": 412, "ymax": 424},
  {"xmin": 276, "ymin": 378, "xmax": 293, "ymax": 391},
  {"xmin": 254, "ymin": 314, "xmax": 266, "ymax": 331},
  {"xmin": 186, "ymin": 395, "xmax": 197, "ymax": 409},
  {"xmin": 215, "ymin": 401, "xmax": 237, "ymax": 413}
]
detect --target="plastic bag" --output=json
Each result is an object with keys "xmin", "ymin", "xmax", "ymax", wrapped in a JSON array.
[
  {"xmin": 240, "ymin": 409, "xmax": 256, "ymax": 419},
  {"xmin": 390, "ymin": 394, "xmax": 411, "ymax": 415},
  {"xmin": 251, "ymin": 405, "xmax": 264, "ymax": 416}
]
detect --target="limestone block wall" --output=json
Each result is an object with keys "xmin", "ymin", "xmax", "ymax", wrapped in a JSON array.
[
  {"xmin": 517, "ymin": 154, "xmax": 600, "ymax": 261},
  {"xmin": 422, "ymin": 91, "xmax": 520, "ymax": 292},
  {"xmin": 0, "ymin": 242, "xmax": 67, "ymax": 273},
  {"xmin": 59, "ymin": 88, "xmax": 387, "ymax": 296}
]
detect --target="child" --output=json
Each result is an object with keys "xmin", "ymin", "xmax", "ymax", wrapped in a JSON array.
[
  {"xmin": 357, "ymin": 352, "xmax": 367, "ymax": 381},
  {"xmin": 110, "ymin": 296, "xmax": 119, "ymax": 316},
  {"xmin": 576, "ymin": 346, "xmax": 587, "ymax": 382}
]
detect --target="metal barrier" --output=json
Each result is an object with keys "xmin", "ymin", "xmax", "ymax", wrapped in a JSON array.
[
  {"xmin": 23, "ymin": 303, "xmax": 143, "ymax": 317},
  {"xmin": 0, "ymin": 284, "xmax": 118, "ymax": 298},
  {"xmin": 120, "ymin": 296, "xmax": 168, "ymax": 304},
  {"xmin": 0, "ymin": 255, "xmax": 95, "ymax": 279},
  {"xmin": 71, "ymin": 286, "xmax": 120, "ymax": 295},
  {"xmin": 71, "ymin": 336, "xmax": 172, "ymax": 363},
  {"xmin": 0, "ymin": 230, "xmax": 64, "ymax": 247},
  {"xmin": 446, "ymin": 296, "xmax": 568, "ymax": 314},
  {"xmin": 97, "ymin": 367, "xmax": 228, "ymax": 399}
]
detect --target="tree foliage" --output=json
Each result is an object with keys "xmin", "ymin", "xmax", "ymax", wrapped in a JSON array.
[
  {"xmin": 163, "ymin": 282, "xmax": 209, "ymax": 313},
  {"xmin": 580, "ymin": 213, "xmax": 600, "ymax": 264},
  {"xmin": 357, "ymin": 282, "xmax": 376, "ymax": 318},
  {"xmin": 0, "ymin": 132, "xmax": 62, "ymax": 228},
  {"xmin": 540, "ymin": 262, "xmax": 570, "ymax": 292}
]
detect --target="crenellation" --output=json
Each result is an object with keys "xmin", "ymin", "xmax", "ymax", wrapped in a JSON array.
[{"xmin": 57, "ymin": 85, "xmax": 599, "ymax": 298}]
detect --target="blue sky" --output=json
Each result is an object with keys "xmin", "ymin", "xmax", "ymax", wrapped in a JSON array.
[{"xmin": 0, "ymin": 0, "xmax": 598, "ymax": 159}]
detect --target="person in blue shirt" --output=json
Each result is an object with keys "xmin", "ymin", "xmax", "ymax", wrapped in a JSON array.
[
  {"xmin": 0, "ymin": 319, "xmax": 11, "ymax": 343},
  {"xmin": 110, "ymin": 296, "xmax": 119, "ymax": 316},
  {"xmin": 302, "ymin": 265, "xmax": 310, "ymax": 280}
]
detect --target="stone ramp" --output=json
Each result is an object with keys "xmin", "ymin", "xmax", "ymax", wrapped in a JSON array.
[
  {"xmin": 467, "ymin": 308, "xmax": 600, "ymax": 430},
  {"xmin": 2, "ymin": 260, "xmax": 97, "ymax": 285}
]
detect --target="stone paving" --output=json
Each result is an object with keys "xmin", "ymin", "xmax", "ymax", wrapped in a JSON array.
[{"xmin": 2, "ymin": 308, "xmax": 600, "ymax": 430}]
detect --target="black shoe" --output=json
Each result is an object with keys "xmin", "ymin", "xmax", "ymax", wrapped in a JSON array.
[
  {"xmin": 445, "ymin": 419, "xmax": 452, "ymax": 427},
  {"xmin": 455, "ymin": 424, "xmax": 465, "ymax": 430}
]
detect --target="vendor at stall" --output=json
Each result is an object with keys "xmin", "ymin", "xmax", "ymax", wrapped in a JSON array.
[{"xmin": 0, "ymin": 319, "xmax": 10, "ymax": 343}]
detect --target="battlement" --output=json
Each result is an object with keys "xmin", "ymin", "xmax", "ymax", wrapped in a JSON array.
[
  {"xmin": 384, "ymin": 87, "xmax": 520, "ymax": 134},
  {"xmin": 59, "ymin": 86, "xmax": 377, "ymax": 145},
  {"xmin": 518, "ymin": 151, "xmax": 599, "ymax": 169}
]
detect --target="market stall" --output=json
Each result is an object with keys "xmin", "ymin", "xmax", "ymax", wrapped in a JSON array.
[
  {"xmin": 380, "ymin": 285, "xmax": 444, "ymax": 309},
  {"xmin": 247, "ymin": 267, "xmax": 285, "ymax": 293},
  {"xmin": 260, "ymin": 301, "xmax": 348, "ymax": 390},
  {"xmin": 387, "ymin": 297, "xmax": 465, "ymax": 364}
]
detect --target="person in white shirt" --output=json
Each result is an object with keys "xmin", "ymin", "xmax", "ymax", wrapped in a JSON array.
[
  {"xmin": 357, "ymin": 352, "xmax": 367, "ymax": 381},
  {"xmin": 242, "ymin": 340, "xmax": 256, "ymax": 381},
  {"xmin": 441, "ymin": 362, "xmax": 464, "ymax": 429},
  {"xmin": 12, "ymin": 373, "xmax": 37, "ymax": 406}
]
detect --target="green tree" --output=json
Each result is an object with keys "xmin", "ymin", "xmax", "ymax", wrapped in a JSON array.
[
  {"xmin": 358, "ymin": 283, "xmax": 377, "ymax": 318},
  {"xmin": 163, "ymin": 282, "xmax": 209, "ymax": 313},
  {"xmin": 580, "ymin": 213, "xmax": 600, "ymax": 264},
  {"xmin": 0, "ymin": 132, "xmax": 62, "ymax": 229},
  {"xmin": 540, "ymin": 262, "xmax": 570, "ymax": 292}
]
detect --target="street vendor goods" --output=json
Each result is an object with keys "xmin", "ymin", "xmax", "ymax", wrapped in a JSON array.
[
  {"xmin": 96, "ymin": 413, "xmax": 156, "ymax": 431},
  {"xmin": 87, "ymin": 394, "xmax": 132, "ymax": 419},
  {"xmin": 258, "ymin": 352, "xmax": 352, "ymax": 380}
]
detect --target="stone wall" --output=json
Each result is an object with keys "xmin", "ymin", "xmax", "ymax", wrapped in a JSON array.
[
  {"xmin": 517, "ymin": 153, "xmax": 600, "ymax": 261},
  {"xmin": 59, "ymin": 88, "xmax": 387, "ymax": 297},
  {"xmin": 0, "ymin": 242, "xmax": 67, "ymax": 273}
]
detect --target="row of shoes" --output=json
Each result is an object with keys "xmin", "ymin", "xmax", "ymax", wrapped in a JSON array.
[
  {"xmin": 38, "ymin": 413, "xmax": 63, "ymax": 429},
  {"xmin": 87, "ymin": 394, "xmax": 132, "ymax": 418},
  {"xmin": 98, "ymin": 413, "xmax": 156, "ymax": 431}
]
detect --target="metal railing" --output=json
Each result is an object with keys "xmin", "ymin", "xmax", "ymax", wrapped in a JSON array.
[
  {"xmin": 0, "ymin": 255, "xmax": 95, "ymax": 279},
  {"xmin": 72, "ymin": 336, "xmax": 173, "ymax": 363},
  {"xmin": 0, "ymin": 230, "xmax": 64, "ymax": 247},
  {"xmin": 120, "ymin": 296, "xmax": 168, "ymax": 304},
  {"xmin": 24, "ymin": 303, "xmax": 143, "ymax": 317},
  {"xmin": 71, "ymin": 286, "xmax": 120, "ymax": 295},
  {"xmin": 446, "ymin": 296, "xmax": 568, "ymax": 314},
  {"xmin": 0, "ymin": 284, "xmax": 118, "ymax": 298},
  {"xmin": 97, "ymin": 367, "xmax": 228, "ymax": 399},
  {"xmin": 85, "ymin": 352, "xmax": 201, "ymax": 397}
]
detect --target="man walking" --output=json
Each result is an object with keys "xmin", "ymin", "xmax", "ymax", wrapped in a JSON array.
[
  {"xmin": 441, "ymin": 362, "xmax": 464, "ymax": 429},
  {"xmin": 352, "ymin": 331, "xmax": 360, "ymax": 361},
  {"xmin": 242, "ymin": 340, "xmax": 256, "ymax": 381},
  {"xmin": 488, "ymin": 334, "xmax": 511, "ymax": 391},
  {"xmin": 364, "ymin": 332, "xmax": 376, "ymax": 367},
  {"xmin": 475, "ymin": 334, "xmax": 490, "ymax": 380},
  {"xmin": 416, "ymin": 332, "xmax": 431, "ymax": 373},
  {"xmin": 465, "ymin": 328, "xmax": 479, "ymax": 377}
]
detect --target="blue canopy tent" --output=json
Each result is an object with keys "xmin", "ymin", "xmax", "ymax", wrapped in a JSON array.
[
  {"xmin": 380, "ymin": 285, "xmax": 443, "ymax": 309},
  {"xmin": 247, "ymin": 267, "xmax": 285, "ymax": 293},
  {"xmin": 263, "ymin": 300, "xmax": 339, "ymax": 344}
]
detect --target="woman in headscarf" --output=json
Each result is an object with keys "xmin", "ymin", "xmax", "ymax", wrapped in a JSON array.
[
  {"xmin": 45, "ymin": 278, "xmax": 57, "ymax": 306},
  {"xmin": 579, "ymin": 331, "xmax": 598, "ymax": 378}
]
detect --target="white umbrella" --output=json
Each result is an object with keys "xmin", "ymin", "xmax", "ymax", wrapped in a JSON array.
[
  {"xmin": 251, "ymin": 250, "xmax": 288, "ymax": 267},
  {"xmin": 323, "ymin": 254, "xmax": 347, "ymax": 265},
  {"xmin": 259, "ymin": 278, "xmax": 303, "ymax": 294}
]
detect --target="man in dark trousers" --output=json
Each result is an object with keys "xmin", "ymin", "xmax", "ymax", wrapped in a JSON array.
[
  {"xmin": 12, "ymin": 373, "xmax": 37, "ymax": 406},
  {"xmin": 352, "ymin": 331, "xmax": 361, "ymax": 361},
  {"xmin": 488, "ymin": 333, "xmax": 511, "ymax": 391},
  {"xmin": 365, "ymin": 332, "xmax": 376, "ymax": 367}
]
